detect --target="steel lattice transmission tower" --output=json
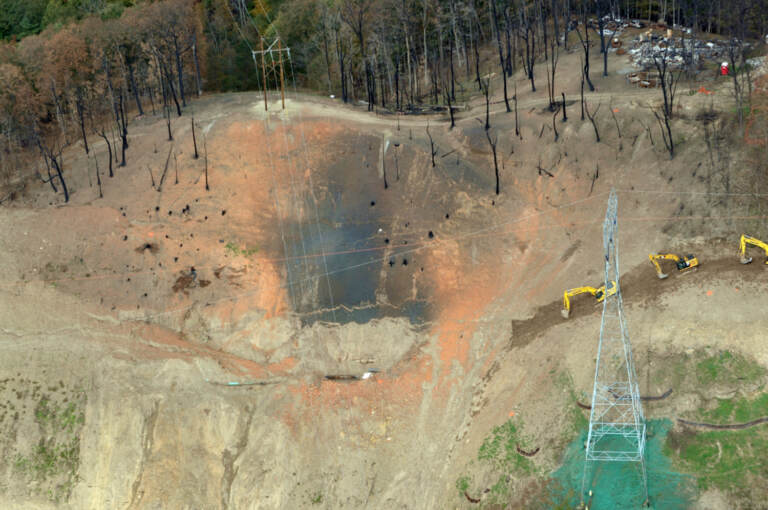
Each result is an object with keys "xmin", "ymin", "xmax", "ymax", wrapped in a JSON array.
[{"xmin": 582, "ymin": 189, "xmax": 648, "ymax": 505}]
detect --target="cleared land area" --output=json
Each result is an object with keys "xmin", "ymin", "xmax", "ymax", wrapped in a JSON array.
[{"xmin": 1, "ymin": 32, "xmax": 767, "ymax": 509}]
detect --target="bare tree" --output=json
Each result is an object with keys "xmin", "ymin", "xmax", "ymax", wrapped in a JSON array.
[
  {"xmin": 562, "ymin": 92, "xmax": 568, "ymax": 121},
  {"xmin": 36, "ymin": 136, "xmax": 70, "ymax": 202},
  {"xmin": 575, "ymin": 10, "xmax": 595, "ymax": 92},
  {"xmin": 203, "ymin": 132, "xmax": 209, "ymax": 191},
  {"xmin": 426, "ymin": 123, "xmax": 438, "ymax": 167},
  {"xmin": 653, "ymin": 47, "xmax": 682, "ymax": 158},
  {"xmin": 93, "ymin": 154, "xmax": 103, "ymax": 198},
  {"xmin": 585, "ymin": 101, "xmax": 601, "ymax": 142},
  {"xmin": 552, "ymin": 105, "xmax": 560, "ymax": 141},
  {"xmin": 481, "ymin": 77, "xmax": 491, "ymax": 131},
  {"xmin": 518, "ymin": 1, "xmax": 537, "ymax": 92},
  {"xmin": 580, "ymin": 56, "xmax": 586, "ymax": 120},
  {"xmin": 595, "ymin": 0, "xmax": 608, "ymax": 76},
  {"xmin": 490, "ymin": 0, "xmax": 511, "ymax": 112},
  {"xmin": 727, "ymin": 39, "xmax": 751, "ymax": 134},
  {"xmin": 191, "ymin": 117, "xmax": 199, "ymax": 159},
  {"xmin": 546, "ymin": 39, "xmax": 559, "ymax": 110},
  {"xmin": 609, "ymin": 98, "xmax": 622, "ymax": 139},
  {"xmin": 96, "ymin": 127, "xmax": 114, "ymax": 178},
  {"xmin": 514, "ymin": 81, "xmax": 520, "ymax": 138},
  {"xmin": 484, "ymin": 126, "xmax": 501, "ymax": 195}
]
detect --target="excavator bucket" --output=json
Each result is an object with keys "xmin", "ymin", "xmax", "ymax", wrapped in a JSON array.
[
  {"xmin": 649, "ymin": 253, "xmax": 698, "ymax": 279},
  {"xmin": 739, "ymin": 234, "xmax": 768, "ymax": 264},
  {"xmin": 561, "ymin": 308, "xmax": 570, "ymax": 319}
]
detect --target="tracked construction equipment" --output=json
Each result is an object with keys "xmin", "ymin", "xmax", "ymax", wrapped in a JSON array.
[
  {"xmin": 739, "ymin": 234, "xmax": 768, "ymax": 265},
  {"xmin": 648, "ymin": 253, "xmax": 699, "ymax": 279},
  {"xmin": 561, "ymin": 281, "xmax": 617, "ymax": 319}
]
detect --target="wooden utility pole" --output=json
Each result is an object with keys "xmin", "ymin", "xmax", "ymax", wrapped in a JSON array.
[
  {"xmin": 260, "ymin": 39, "xmax": 268, "ymax": 111},
  {"xmin": 278, "ymin": 38, "xmax": 286, "ymax": 110},
  {"xmin": 252, "ymin": 39, "xmax": 291, "ymax": 111}
]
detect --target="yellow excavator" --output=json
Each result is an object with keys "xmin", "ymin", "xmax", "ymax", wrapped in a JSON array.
[
  {"xmin": 648, "ymin": 253, "xmax": 699, "ymax": 279},
  {"xmin": 739, "ymin": 234, "xmax": 768, "ymax": 264},
  {"xmin": 562, "ymin": 281, "xmax": 617, "ymax": 319}
]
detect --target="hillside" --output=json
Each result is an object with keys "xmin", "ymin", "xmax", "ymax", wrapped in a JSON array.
[{"xmin": 1, "ymin": 23, "xmax": 768, "ymax": 510}]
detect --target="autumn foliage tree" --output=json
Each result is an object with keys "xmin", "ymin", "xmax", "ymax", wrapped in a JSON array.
[{"xmin": 0, "ymin": 0, "xmax": 203, "ymax": 203}]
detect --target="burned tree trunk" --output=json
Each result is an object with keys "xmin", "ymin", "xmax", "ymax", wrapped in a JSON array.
[
  {"xmin": 514, "ymin": 81, "xmax": 520, "ymax": 137},
  {"xmin": 94, "ymin": 154, "xmax": 103, "ymax": 198},
  {"xmin": 653, "ymin": 48, "xmax": 682, "ymax": 158},
  {"xmin": 580, "ymin": 59, "xmax": 586, "ymax": 120},
  {"xmin": 482, "ymin": 78, "xmax": 491, "ymax": 131},
  {"xmin": 97, "ymin": 130, "xmax": 114, "ymax": 178},
  {"xmin": 426, "ymin": 123, "xmax": 437, "ymax": 167},
  {"xmin": 485, "ymin": 128, "xmax": 500, "ymax": 195},
  {"xmin": 491, "ymin": 0, "xmax": 512, "ymax": 112},
  {"xmin": 585, "ymin": 102, "xmax": 601, "ymax": 142},
  {"xmin": 37, "ymin": 140, "xmax": 69, "ymax": 203},
  {"xmin": 562, "ymin": 92, "xmax": 567, "ymax": 121},
  {"xmin": 191, "ymin": 117, "xmax": 199, "ymax": 159},
  {"xmin": 173, "ymin": 34, "xmax": 187, "ymax": 108},
  {"xmin": 575, "ymin": 21, "xmax": 595, "ymax": 92},
  {"xmin": 127, "ymin": 60, "xmax": 144, "ymax": 116},
  {"xmin": 76, "ymin": 94, "xmax": 89, "ymax": 155},
  {"xmin": 118, "ymin": 92, "xmax": 128, "ymax": 167},
  {"xmin": 203, "ymin": 133, "xmax": 209, "ymax": 191}
]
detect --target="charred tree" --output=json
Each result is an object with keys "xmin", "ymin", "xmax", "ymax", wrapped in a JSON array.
[
  {"xmin": 575, "ymin": 14, "xmax": 595, "ymax": 91},
  {"xmin": 203, "ymin": 133, "xmax": 209, "ymax": 191},
  {"xmin": 562, "ymin": 92, "xmax": 567, "ymax": 121},
  {"xmin": 75, "ymin": 91, "xmax": 89, "ymax": 155},
  {"xmin": 653, "ymin": 47, "xmax": 682, "ymax": 158},
  {"xmin": 97, "ymin": 129, "xmax": 114, "ymax": 178},
  {"xmin": 585, "ymin": 101, "xmax": 601, "ymax": 142},
  {"xmin": 514, "ymin": 81, "xmax": 520, "ymax": 137},
  {"xmin": 596, "ymin": 0, "xmax": 608, "ymax": 76},
  {"xmin": 484, "ymin": 128, "xmax": 501, "ymax": 195},
  {"xmin": 37, "ymin": 139, "xmax": 70, "ymax": 203},
  {"xmin": 118, "ymin": 92, "xmax": 127, "ymax": 167},
  {"xmin": 491, "ymin": 0, "xmax": 511, "ymax": 112},
  {"xmin": 426, "ymin": 123, "xmax": 437, "ymax": 167},
  {"xmin": 191, "ymin": 117, "xmax": 199, "ymax": 159},
  {"xmin": 519, "ymin": 3, "xmax": 537, "ymax": 92},
  {"xmin": 94, "ymin": 154, "xmax": 103, "ymax": 198},
  {"xmin": 482, "ymin": 78, "xmax": 491, "ymax": 131}
]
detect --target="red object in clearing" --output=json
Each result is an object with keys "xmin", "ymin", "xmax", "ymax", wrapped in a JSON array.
[{"xmin": 720, "ymin": 62, "xmax": 729, "ymax": 76}]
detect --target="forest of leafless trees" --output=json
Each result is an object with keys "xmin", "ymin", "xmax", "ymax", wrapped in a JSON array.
[{"xmin": 0, "ymin": 0, "xmax": 765, "ymax": 201}]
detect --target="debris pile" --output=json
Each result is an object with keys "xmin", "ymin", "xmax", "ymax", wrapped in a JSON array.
[{"xmin": 627, "ymin": 34, "xmax": 739, "ymax": 71}]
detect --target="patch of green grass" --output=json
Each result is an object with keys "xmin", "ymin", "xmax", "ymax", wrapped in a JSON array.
[
  {"xmin": 701, "ymin": 393, "xmax": 768, "ymax": 424},
  {"xmin": 14, "ymin": 394, "xmax": 86, "ymax": 503},
  {"xmin": 477, "ymin": 418, "xmax": 535, "ymax": 501},
  {"xmin": 695, "ymin": 350, "xmax": 766, "ymax": 386},
  {"xmin": 454, "ymin": 418, "xmax": 536, "ymax": 504},
  {"xmin": 667, "ymin": 427, "xmax": 768, "ymax": 492},
  {"xmin": 455, "ymin": 475, "xmax": 470, "ymax": 495},
  {"xmin": 225, "ymin": 241, "xmax": 258, "ymax": 257},
  {"xmin": 478, "ymin": 419, "xmax": 534, "ymax": 475},
  {"xmin": 310, "ymin": 492, "xmax": 323, "ymax": 504},
  {"xmin": 555, "ymin": 371, "xmax": 588, "ymax": 439},
  {"xmin": 34, "ymin": 398, "xmax": 85, "ymax": 434}
]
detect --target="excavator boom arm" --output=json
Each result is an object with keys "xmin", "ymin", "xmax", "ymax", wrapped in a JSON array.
[
  {"xmin": 741, "ymin": 235, "xmax": 768, "ymax": 256},
  {"xmin": 739, "ymin": 234, "xmax": 768, "ymax": 264}
]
